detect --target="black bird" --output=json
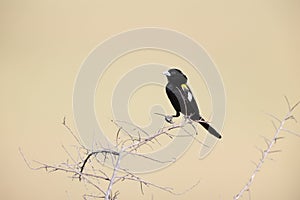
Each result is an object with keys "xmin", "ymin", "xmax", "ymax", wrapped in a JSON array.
[{"xmin": 163, "ymin": 68, "xmax": 222, "ymax": 139}]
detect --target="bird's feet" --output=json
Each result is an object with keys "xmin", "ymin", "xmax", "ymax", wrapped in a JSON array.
[{"xmin": 165, "ymin": 115, "xmax": 174, "ymax": 124}]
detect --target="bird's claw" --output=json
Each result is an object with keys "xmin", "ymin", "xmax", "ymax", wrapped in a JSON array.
[{"xmin": 165, "ymin": 115, "xmax": 174, "ymax": 124}]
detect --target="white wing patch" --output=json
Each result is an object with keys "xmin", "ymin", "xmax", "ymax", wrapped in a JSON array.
[
  {"xmin": 187, "ymin": 91, "xmax": 193, "ymax": 102},
  {"xmin": 181, "ymin": 84, "xmax": 193, "ymax": 102}
]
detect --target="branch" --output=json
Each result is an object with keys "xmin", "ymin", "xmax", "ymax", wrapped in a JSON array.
[
  {"xmin": 21, "ymin": 115, "xmax": 202, "ymax": 199},
  {"xmin": 116, "ymin": 168, "xmax": 201, "ymax": 196},
  {"xmin": 19, "ymin": 148, "xmax": 107, "ymax": 195},
  {"xmin": 79, "ymin": 149, "xmax": 118, "ymax": 181},
  {"xmin": 234, "ymin": 97, "xmax": 300, "ymax": 200},
  {"xmin": 105, "ymin": 150, "xmax": 122, "ymax": 200},
  {"xmin": 62, "ymin": 117, "xmax": 85, "ymax": 148}
]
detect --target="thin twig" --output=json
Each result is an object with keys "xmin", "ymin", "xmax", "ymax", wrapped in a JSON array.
[{"xmin": 62, "ymin": 117, "xmax": 85, "ymax": 148}]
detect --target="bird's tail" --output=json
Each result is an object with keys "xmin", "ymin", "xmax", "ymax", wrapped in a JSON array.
[{"xmin": 199, "ymin": 119, "xmax": 222, "ymax": 139}]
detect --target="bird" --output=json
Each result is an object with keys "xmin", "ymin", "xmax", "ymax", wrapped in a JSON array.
[{"xmin": 163, "ymin": 68, "xmax": 222, "ymax": 139}]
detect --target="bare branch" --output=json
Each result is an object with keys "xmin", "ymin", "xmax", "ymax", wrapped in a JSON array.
[
  {"xmin": 62, "ymin": 117, "xmax": 85, "ymax": 148},
  {"xmin": 291, "ymin": 100, "xmax": 300, "ymax": 112},
  {"xmin": 284, "ymin": 95, "xmax": 291, "ymax": 111},
  {"xmin": 105, "ymin": 152, "xmax": 122, "ymax": 200},
  {"xmin": 234, "ymin": 97, "xmax": 300, "ymax": 200},
  {"xmin": 22, "ymin": 111, "xmax": 207, "ymax": 199}
]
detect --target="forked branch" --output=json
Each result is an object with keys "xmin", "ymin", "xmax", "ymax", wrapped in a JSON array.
[{"xmin": 21, "ymin": 117, "xmax": 201, "ymax": 200}]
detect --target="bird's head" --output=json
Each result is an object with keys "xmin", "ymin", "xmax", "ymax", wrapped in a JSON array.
[{"xmin": 163, "ymin": 68, "xmax": 187, "ymax": 84}]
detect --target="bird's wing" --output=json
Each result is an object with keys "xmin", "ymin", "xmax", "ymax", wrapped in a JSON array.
[{"xmin": 179, "ymin": 84, "xmax": 200, "ymax": 119}]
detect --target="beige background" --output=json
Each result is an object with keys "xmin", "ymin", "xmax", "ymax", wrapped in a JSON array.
[{"xmin": 1, "ymin": 0, "xmax": 300, "ymax": 199}]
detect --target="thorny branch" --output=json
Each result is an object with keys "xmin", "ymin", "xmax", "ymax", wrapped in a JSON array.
[
  {"xmin": 234, "ymin": 97, "xmax": 300, "ymax": 200},
  {"xmin": 21, "ymin": 116, "xmax": 203, "ymax": 200}
]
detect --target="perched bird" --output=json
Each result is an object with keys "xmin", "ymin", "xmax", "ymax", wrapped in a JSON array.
[{"xmin": 163, "ymin": 68, "xmax": 222, "ymax": 139}]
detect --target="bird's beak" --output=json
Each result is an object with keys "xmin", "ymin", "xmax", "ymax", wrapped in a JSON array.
[{"xmin": 163, "ymin": 71, "xmax": 171, "ymax": 76}]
